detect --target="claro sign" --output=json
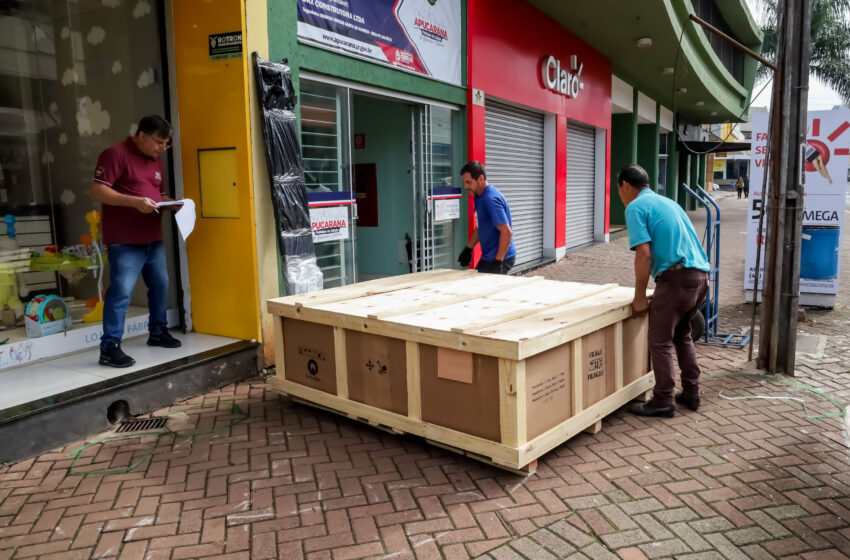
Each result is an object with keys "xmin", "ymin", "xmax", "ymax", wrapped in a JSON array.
[{"xmin": 541, "ymin": 55, "xmax": 584, "ymax": 99}]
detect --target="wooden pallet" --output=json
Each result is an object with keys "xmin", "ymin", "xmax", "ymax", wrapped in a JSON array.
[{"xmin": 268, "ymin": 270, "xmax": 653, "ymax": 473}]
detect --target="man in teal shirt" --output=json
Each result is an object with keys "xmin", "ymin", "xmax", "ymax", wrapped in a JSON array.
[{"xmin": 618, "ymin": 164, "xmax": 710, "ymax": 417}]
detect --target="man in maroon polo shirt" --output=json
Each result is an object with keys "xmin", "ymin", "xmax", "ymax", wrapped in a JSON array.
[{"xmin": 91, "ymin": 115, "xmax": 181, "ymax": 367}]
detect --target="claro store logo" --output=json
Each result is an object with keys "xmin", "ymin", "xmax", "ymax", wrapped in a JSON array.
[{"xmin": 541, "ymin": 55, "xmax": 584, "ymax": 99}]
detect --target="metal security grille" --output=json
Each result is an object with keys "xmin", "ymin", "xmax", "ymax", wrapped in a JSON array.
[
  {"xmin": 300, "ymin": 80, "xmax": 350, "ymax": 288},
  {"xmin": 115, "ymin": 417, "xmax": 168, "ymax": 433},
  {"xmin": 485, "ymin": 101, "xmax": 545, "ymax": 266},
  {"xmin": 566, "ymin": 120, "xmax": 597, "ymax": 250}
]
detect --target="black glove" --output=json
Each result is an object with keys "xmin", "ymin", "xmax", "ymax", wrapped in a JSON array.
[
  {"xmin": 479, "ymin": 259, "xmax": 505, "ymax": 274},
  {"xmin": 458, "ymin": 247, "xmax": 473, "ymax": 267}
]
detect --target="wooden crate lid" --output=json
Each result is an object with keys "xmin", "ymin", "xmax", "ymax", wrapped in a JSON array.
[{"xmin": 268, "ymin": 270, "xmax": 636, "ymax": 360}]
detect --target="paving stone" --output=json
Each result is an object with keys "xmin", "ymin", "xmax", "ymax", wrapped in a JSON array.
[{"xmin": 2, "ymin": 195, "xmax": 850, "ymax": 560}]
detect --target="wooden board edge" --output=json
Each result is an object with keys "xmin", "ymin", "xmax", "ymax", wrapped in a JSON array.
[
  {"xmin": 453, "ymin": 283, "xmax": 621, "ymax": 334},
  {"xmin": 270, "ymin": 376, "xmax": 519, "ymax": 465},
  {"xmin": 268, "ymin": 269, "xmax": 475, "ymax": 311},
  {"xmin": 266, "ymin": 307, "xmax": 521, "ymax": 360},
  {"xmin": 334, "ymin": 327, "xmax": 348, "ymax": 399},
  {"xmin": 516, "ymin": 305, "xmax": 632, "ymax": 360},
  {"xmin": 368, "ymin": 275, "xmax": 545, "ymax": 320},
  {"xmin": 406, "ymin": 341, "xmax": 421, "ymax": 421},
  {"xmin": 518, "ymin": 373, "xmax": 655, "ymax": 465}
]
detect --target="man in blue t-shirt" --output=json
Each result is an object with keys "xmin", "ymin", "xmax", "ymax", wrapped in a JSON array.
[
  {"xmin": 457, "ymin": 161, "xmax": 517, "ymax": 274},
  {"xmin": 618, "ymin": 164, "xmax": 710, "ymax": 418}
]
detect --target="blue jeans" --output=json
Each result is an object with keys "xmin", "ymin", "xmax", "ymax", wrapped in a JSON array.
[{"xmin": 101, "ymin": 242, "xmax": 169, "ymax": 349}]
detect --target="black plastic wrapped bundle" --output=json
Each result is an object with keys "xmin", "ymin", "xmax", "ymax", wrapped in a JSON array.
[{"xmin": 253, "ymin": 54, "xmax": 322, "ymax": 294}]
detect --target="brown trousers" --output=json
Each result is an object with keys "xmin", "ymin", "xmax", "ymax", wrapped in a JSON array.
[{"xmin": 648, "ymin": 267, "xmax": 709, "ymax": 406}]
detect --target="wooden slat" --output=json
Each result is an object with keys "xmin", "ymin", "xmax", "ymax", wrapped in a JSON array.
[
  {"xmin": 518, "ymin": 373, "xmax": 654, "ymax": 466},
  {"xmin": 614, "ymin": 322, "xmax": 624, "ymax": 391},
  {"xmin": 572, "ymin": 338, "xmax": 583, "ymax": 414},
  {"xmin": 312, "ymin": 273, "xmax": 534, "ymax": 319},
  {"xmin": 334, "ymin": 327, "xmax": 348, "ymax": 399},
  {"xmin": 385, "ymin": 280, "xmax": 616, "ymax": 334},
  {"xmin": 267, "ymin": 269, "xmax": 474, "ymax": 311},
  {"xmin": 267, "ymin": 304, "xmax": 522, "ymax": 359},
  {"xmin": 273, "ymin": 316, "xmax": 285, "ymax": 378},
  {"xmin": 274, "ymin": 376, "xmax": 518, "ymax": 465},
  {"xmin": 406, "ymin": 341, "xmax": 421, "ymax": 421},
  {"xmin": 499, "ymin": 359, "xmax": 527, "ymax": 447}
]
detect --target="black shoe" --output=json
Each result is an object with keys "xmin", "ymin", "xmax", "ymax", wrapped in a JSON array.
[
  {"xmin": 147, "ymin": 331, "xmax": 182, "ymax": 348},
  {"xmin": 675, "ymin": 391, "xmax": 701, "ymax": 411},
  {"xmin": 99, "ymin": 345, "xmax": 136, "ymax": 368},
  {"xmin": 627, "ymin": 401, "xmax": 675, "ymax": 418}
]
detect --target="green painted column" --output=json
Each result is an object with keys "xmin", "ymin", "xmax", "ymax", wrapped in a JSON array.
[
  {"xmin": 698, "ymin": 153, "xmax": 707, "ymax": 190},
  {"xmin": 688, "ymin": 151, "xmax": 700, "ymax": 211},
  {"xmin": 637, "ymin": 111, "xmax": 660, "ymax": 192},
  {"xmin": 678, "ymin": 152, "xmax": 690, "ymax": 209},
  {"xmin": 665, "ymin": 130, "xmax": 679, "ymax": 201},
  {"xmin": 609, "ymin": 89, "xmax": 640, "ymax": 226}
]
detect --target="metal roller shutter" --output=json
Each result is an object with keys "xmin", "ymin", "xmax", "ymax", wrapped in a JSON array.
[
  {"xmin": 566, "ymin": 120, "xmax": 597, "ymax": 249},
  {"xmin": 485, "ymin": 101, "xmax": 545, "ymax": 266}
]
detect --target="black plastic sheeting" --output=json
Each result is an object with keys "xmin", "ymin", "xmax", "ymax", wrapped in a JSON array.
[{"xmin": 253, "ymin": 54, "xmax": 322, "ymax": 294}]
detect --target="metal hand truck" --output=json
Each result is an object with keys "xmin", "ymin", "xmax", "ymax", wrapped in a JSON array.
[{"xmin": 682, "ymin": 183, "xmax": 750, "ymax": 347}]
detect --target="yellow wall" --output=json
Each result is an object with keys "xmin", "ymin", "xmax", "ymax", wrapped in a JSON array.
[
  {"xmin": 244, "ymin": 2, "xmax": 279, "ymax": 366},
  {"xmin": 171, "ymin": 0, "xmax": 261, "ymax": 341}
]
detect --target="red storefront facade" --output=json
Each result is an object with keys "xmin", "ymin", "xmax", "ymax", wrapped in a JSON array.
[{"xmin": 467, "ymin": 0, "xmax": 613, "ymax": 267}]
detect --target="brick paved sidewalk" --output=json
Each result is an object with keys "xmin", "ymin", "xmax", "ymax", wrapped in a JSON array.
[{"xmin": 1, "ymin": 195, "xmax": 849, "ymax": 560}]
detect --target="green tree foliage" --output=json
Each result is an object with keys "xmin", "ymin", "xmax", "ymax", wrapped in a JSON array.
[{"xmin": 758, "ymin": 0, "xmax": 850, "ymax": 105}]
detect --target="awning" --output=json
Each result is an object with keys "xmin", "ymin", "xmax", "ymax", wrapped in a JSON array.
[{"xmin": 678, "ymin": 141, "xmax": 751, "ymax": 154}]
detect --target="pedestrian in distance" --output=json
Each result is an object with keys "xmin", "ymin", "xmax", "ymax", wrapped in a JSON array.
[
  {"xmin": 743, "ymin": 174, "xmax": 750, "ymax": 199},
  {"xmin": 735, "ymin": 175, "xmax": 744, "ymax": 199},
  {"xmin": 457, "ymin": 160, "xmax": 517, "ymax": 275},
  {"xmin": 617, "ymin": 164, "xmax": 710, "ymax": 418},
  {"xmin": 91, "ymin": 115, "xmax": 183, "ymax": 368}
]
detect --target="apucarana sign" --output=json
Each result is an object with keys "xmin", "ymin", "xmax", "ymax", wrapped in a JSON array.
[
  {"xmin": 541, "ymin": 55, "xmax": 584, "ymax": 99},
  {"xmin": 296, "ymin": 0, "xmax": 461, "ymax": 86},
  {"xmin": 745, "ymin": 109, "xmax": 850, "ymax": 303},
  {"xmin": 310, "ymin": 206, "xmax": 350, "ymax": 243}
]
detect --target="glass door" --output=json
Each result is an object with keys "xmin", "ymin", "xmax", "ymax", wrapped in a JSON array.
[
  {"xmin": 411, "ymin": 105, "xmax": 458, "ymax": 272},
  {"xmin": 299, "ymin": 79, "xmax": 356, "ymax": 288}
]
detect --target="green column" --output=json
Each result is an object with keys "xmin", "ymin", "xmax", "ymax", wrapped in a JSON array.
[
  {"xmin": 698, "ymin": 153, "xmax": 707, "ymax": 190},
  {"xmin": 609, "ymin": 89, "xmax": 640, "ymax": 226},
  {"xmin": 688, "ymin": 151, "xmax": 700, "ymax": 211},
  {"xmin": 665, "ymin": 130, "xmax": 679, "ymax": 201},
  {"xmin": 678, "ymin": 152, "xmax": 690, "ymax": 209},
  {"xmin": 637, "ymin": 121, "xmax": 660, "ymax": 192}
]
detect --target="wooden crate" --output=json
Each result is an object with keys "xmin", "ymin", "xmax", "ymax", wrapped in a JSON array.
[{"xmin": 267, "ymin": 269, "xmax": 653, "ymax": 474}]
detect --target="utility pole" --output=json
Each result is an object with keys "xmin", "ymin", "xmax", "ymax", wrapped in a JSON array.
[{"xmin": 757, "ymin": 0, "xmax": 813, "ymax": 374}]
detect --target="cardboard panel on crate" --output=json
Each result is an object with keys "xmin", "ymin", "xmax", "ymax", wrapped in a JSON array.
[
  {"xmin": 581, "ymin": 325, "xmax": 617, "ymax": 408},
  {"xmin": 420, "ymin": 345, "xmax": 500, "ymax": 441},
  {"xmin": 622, "ymin": 315, "xmax": 651, "ymax": 385},
  {"xmin": 269, "ymin": 270, "xmax": 655, "ymax": 473},
  {"xmin": 282, "ymin": 318, "xmax": 337, "ymax": 395},
  {"xmin": 346, "ymin": 331, "xmax": 408, "ymax": 415},
  {"xmin": 525, "ymin": 343, "xmax": 572, "ymax": 440}
]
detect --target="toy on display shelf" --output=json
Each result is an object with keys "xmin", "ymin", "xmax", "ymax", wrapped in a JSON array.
[
  {"xmin": 0, "ymin": 214, "xmax": 32, "ymax": 329},
  {"xmin": 82, "ymin": 210, "xmax": 105, "ymax": 324},
  {"xmin": 25, "ymin": 294, "xmax": 72, "ymax": 337}
]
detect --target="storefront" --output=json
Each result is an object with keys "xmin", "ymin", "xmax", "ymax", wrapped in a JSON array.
[
  {"xmin": 0, "ymin": 0, "xmax": 261, "ymax": 461},
  {"xmin": 260, "ymin": 0, "xmax": 468, "ymax": 305},
  {"xmin": 467, "ymin": 0, "xmax": 612, "ymax": 268}
]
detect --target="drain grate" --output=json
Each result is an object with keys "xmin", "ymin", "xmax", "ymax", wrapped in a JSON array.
[{"xmin": 115, "ymin": 417, "xmax": 168, "ymax": 433}]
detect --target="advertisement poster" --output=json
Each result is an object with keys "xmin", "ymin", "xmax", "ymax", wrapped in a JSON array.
[
  {"xmin": 296, "ymin": 0, "xmax": 461, "ymax": 86},
  {"xmin": 310, "ymin": 206, "xmax": 350, "ymax": 243},
  {"xmin": 745, "ymin": 110, "xmax": 850, "ymax": 295}
]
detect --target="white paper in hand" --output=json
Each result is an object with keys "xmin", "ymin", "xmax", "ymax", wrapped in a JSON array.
[{"xmin": 174, "ymin": 199, "xmax": 196, "ymax": 241}]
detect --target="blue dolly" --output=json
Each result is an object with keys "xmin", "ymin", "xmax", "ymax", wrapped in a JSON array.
[{"xmin": 682, "ymin": 183, "xmax": 750, "ymax": 347}]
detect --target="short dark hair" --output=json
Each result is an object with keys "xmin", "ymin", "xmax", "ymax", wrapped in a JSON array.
[
  {"xmin": 460, "ymin": 160, "xmax": 486, "ymax": 180},
  {"xmin": 617, "ymin": 164, "xmax": 650, "ymax": 188},
  {"xmin": 136, "ymin": 115, "xmax": 172, "ymax": 139}
]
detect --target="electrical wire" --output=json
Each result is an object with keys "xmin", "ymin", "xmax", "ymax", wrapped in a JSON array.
[{"xmin": 670, "ymin": 23, "xmax": 775, "ymax": 155}]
